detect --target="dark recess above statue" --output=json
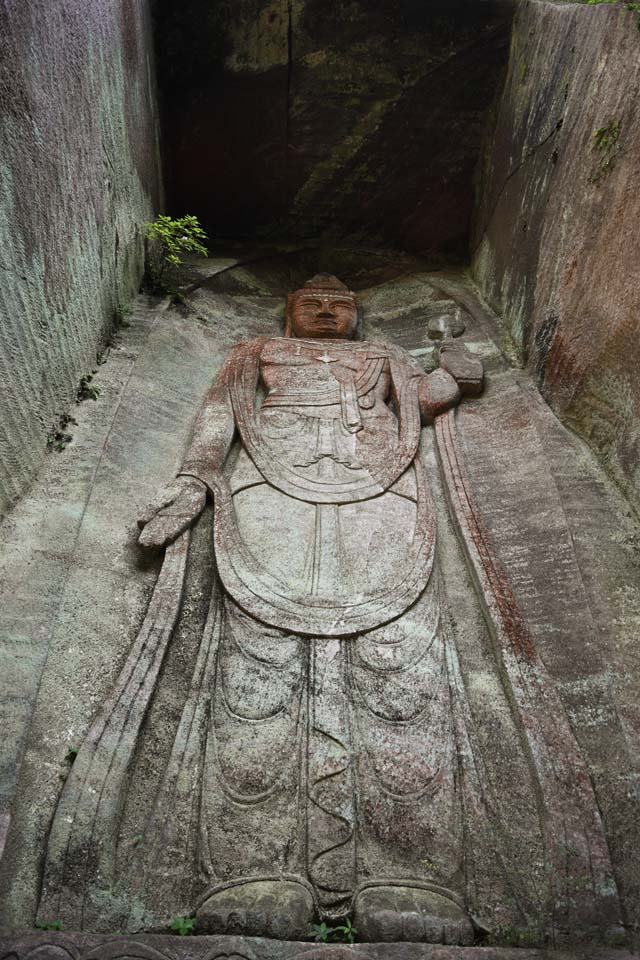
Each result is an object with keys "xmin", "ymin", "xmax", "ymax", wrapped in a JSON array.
[{"xmin": 153, "ymin": 0, "xmax": 514, "ymax": 259}]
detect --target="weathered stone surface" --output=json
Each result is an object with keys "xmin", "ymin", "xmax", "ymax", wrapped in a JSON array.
[
  {"xmin": 0, "ymin": 283, "xmax": 258, "ymax": 927},
  {"xmin": 472, "ymin": 0, "xmax": 640, "ymax": 503},
  {"xmin": 0, "ymin": 0, "xmax": 162, "ymax": 517},
  {"xmin": 1, "ymin": 250, "xmax": 639, "ymax": 953},
  {"xmin": 1, "ymin": 930, "xmax": 637, "ymax": 960},
  {"xmin": 0, "ymin": 296, "xmax": 169, "ymax": 868},
  {"xmin": 154, "ymin": 0, "xmax": 514, "ymax": 256}
]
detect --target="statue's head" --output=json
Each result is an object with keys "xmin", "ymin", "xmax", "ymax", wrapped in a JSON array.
[{"xmin": 285, "ymin": 274, "xmax": 359, "ymax": 340}]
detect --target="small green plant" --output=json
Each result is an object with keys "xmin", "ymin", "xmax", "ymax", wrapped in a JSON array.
[
  {"xmin": 35, "ymin": 919, "xmax": 63, "ymax": 931},
  {"xmin": 590, "ymin": 119, "xmax": 621, "ymax": 185},
  {"xmin": 332, "ymin": 918, "xmax": 357, "ymax": 943},
  {"xmin": 144, "ymin": 214, "xmax": 208, "ymax": 292},
  {"xmin": 77, "ymin": 373, "xmax": 100, "ymax": 402},
  {"xmin": 310, "ymin": 922, "xmax": 332, "ymax": 943},
  {"xmin": 310, "ymin": 917, "xmax": 357, "ymax": 943},
  {"xmin": 170, "ymin": 915, "xmax": 196, "ymax": 936},
  {"xmin": 65, "ymin": 745, "xmax": 80, "ymax": 765},
  {"xmin": 46, "ymin": 430, "xmax": 72, "ymax": 452},
  {"xmin": 46, "ymin": 413, "xmax": 77, "ymax": 452}
]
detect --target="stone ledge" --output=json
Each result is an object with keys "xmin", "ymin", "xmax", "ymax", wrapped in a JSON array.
[{"xmin": 0, "ymin": 931, "xmax": 636, "ymax": 960}]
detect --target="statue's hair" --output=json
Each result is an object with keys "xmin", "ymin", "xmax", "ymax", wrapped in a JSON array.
[{"xmin": 285, "ymin": 274, "xmax": 362, "ymax": 338}]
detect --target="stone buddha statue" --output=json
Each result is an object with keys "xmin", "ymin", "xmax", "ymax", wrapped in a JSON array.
[
  {"xmin": 133, "ymin": 274, "xmax": 477, "ymax": 942},
  {"xmin": 37, "ymin": 275, "xmax": 619, "ymax": 946}
]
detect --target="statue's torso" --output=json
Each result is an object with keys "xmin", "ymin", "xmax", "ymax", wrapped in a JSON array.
[
  {"xmin": 256, "ymin": 338, "xmax": 396, "ymax": 490},
  {"xmin": 259, "ymin": 337, "xmax": 392, "ymax": 415},
  {"xmin": 210, "ymin": 337, "xmax": 436, "ymax": 636}
]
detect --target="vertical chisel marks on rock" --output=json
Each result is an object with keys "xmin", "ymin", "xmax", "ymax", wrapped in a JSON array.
[{"xmin": 435, "ymin": 409, "xmax": 620, "ymax": 936}]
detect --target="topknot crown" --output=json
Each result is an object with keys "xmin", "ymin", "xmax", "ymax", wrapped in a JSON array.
[{"xmin": 300, "ymin": 274, "xmax": 352, "ymax": 295}]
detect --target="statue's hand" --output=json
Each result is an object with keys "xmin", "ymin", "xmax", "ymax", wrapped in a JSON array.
[
  {"xmin": 137, "ymin": 476, "xmax": 207, "ymax": 549},
  {"xmin": 439, "ymin": 342, "xmax": 484, "ymax": 397}
]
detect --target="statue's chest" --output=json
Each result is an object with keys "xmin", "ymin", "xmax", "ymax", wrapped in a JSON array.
[{"xmin": 259, "ymin": 339, "xmax": 383, "ymax": 397}]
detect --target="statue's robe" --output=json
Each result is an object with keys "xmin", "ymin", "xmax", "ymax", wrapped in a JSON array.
[{"xmin": 173, "ymin": 336, "xmax": 465, "ymax": 917}]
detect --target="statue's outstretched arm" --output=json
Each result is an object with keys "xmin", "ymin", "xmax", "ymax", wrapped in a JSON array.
[
  {"xmin": 179, "ymin": 366, "xmax": 237, "ymax": 489},
  {"xmin": 137, "ymin": 353, "xmax": 238, "ymax": 549}
]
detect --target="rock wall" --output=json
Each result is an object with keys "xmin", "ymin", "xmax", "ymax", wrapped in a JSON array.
[
  {"xmin": 154, "ymin": 0, "xmax": 514, "ymax": 257},
  {"xmin": 0, "ymin": 0, "xmax": 163, "ymax": 517},
  {"xmin": 472, "ymin": 0, "xmax": 640, "ymax": 505}
]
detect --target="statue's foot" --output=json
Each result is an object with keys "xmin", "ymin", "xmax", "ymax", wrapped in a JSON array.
[
  {"xmin": 353, "ymin": 884, "xmax": 475, "ymax": 944},
  {"xmin": 196, "ymin": 878, "xmax": 314, "ymax": 939}
]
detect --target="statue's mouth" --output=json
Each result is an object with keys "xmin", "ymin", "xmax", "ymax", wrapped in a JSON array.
[{"xmin": 311, "ymin": 322, "xmax": 340, "ymax": 336}]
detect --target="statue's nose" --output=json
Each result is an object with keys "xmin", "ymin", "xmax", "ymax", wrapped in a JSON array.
[{"xmin": 317, "ymin": 301, "xmax": 336, "ymax": 319}]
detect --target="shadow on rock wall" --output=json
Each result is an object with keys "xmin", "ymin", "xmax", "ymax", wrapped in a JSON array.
[{"xmin": 154, "ymin": 0, "xmax": 514, "ymax": 258}]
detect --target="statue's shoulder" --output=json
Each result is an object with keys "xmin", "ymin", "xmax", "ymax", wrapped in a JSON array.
[
  {"xmin": 364, "ymin": 337, "xmax": 412, "ymax": 363},
  {"xmin": 364, "ymin": 338, "xmax": 425, "ymax": 382},
  {"xmin": 223, "ymin": 335, "xmax": 270, "ymax": 362}
]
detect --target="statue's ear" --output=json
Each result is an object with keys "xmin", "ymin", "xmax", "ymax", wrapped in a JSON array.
[{"xmin": 284, "ymin": 293, "xmax": 294, "ymax": 337}]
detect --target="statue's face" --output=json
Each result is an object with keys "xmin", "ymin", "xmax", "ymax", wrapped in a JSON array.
[{"xmin": 289, "ymin": 293, "xmax": 358, "ymax": 340}]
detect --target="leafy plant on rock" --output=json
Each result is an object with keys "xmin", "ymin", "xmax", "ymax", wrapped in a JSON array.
[
  {"xmin": 76, "ymin": 373, "xmax": 100, "ymax": 402},
  {"xmin": 144, "ymin": 214, "xmax": 208, "ymax": 292},
  {"xmin": 46, "ymin": 413, "xmax": 77, "ymax": 453},
  {"xmin": 333, "ymin": 917, "xmax": 357, "ymax": 943},
  {"xmin": 170, "ymin": 915, "xmax": 196, "ymax": 936},
  {"xmin": 310, "ymin": 917, "xmax": 357, "ymax": 943},
  {"xmin": 310, "ymin": 921, "xmax": 332, "ymax": 943}
]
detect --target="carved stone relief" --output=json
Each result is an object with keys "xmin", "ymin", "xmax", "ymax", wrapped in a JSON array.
[{"xmin": 3, "ymin": 269, "xmax": 627, "ymax": 948}]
